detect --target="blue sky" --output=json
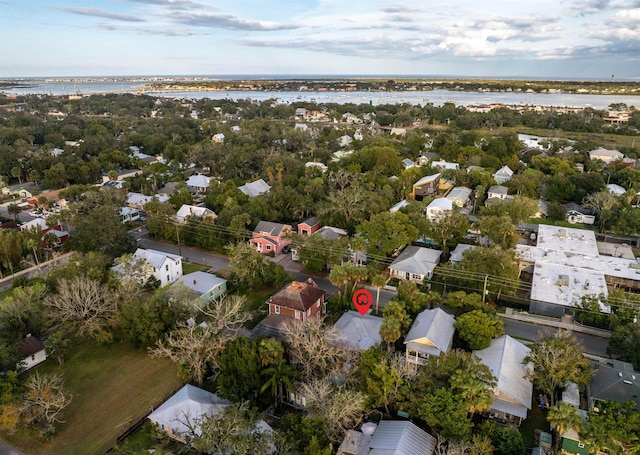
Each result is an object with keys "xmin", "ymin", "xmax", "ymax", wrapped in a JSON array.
[{"xmin": 1, "ymin": 0, "xmax": 639, "ymax": 78}]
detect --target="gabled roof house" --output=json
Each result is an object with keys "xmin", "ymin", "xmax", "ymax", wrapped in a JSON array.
[
  {"xmin": 174, "ymin": 271, "xmax": 227, "ymax": 308},
  {"xmin": 473, "ymin": 335, "xmax": 533, "ymax": 426},
  {"xmin": 333, "ymin": 311, "xmax": 383, "ymax": 351},
  {"xmin": 148, "ymin": 385, "xmax": 231, "ymax": 442},
  {"xmin": 388, "ymin": 245, "xmax": 441, "ymax": 283},
  {"xmin": 404, "ymin": 308, "xmax": 455, "ymax": 366},
  {"xmin": 186, "ymin": 174, "xmax": 211, "ymax": 193},
  {"xmin": 238, "ymin": 179, "xmax": 271, "ymax": 197},
  {"xmin": 267, "ymin": 279, "xmax": 326, "ymax": 322},
  {"xmin": 176, "ymin": 204, "xmax": 218, "ymax": 224},
  {"xmin": 493, "ymin": 165, "xmax": 514, "ymax": 184},
  {"xmin": 250, "ymin": 221, "xmax": 292, "ymax": 255}
]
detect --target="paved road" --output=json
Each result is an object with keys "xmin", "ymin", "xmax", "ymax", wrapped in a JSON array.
[
  {"xmin": 0, "ymin": 439, "xmax": 24, "ymax": 455},
  {"xmin": 138, "ymin": 235, "xmax": 611, "ymax": 355},
  {"xmin": 137, "ymin": 235, "xmax": 398, "ymax": 308},
  {"xmin": 504, "ymin": 319, "xmax": 609, "ymax": 357}
]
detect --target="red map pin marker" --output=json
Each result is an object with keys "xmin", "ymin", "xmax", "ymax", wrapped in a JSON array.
[{"xmin": 352, "ymin": 289, "xmax": 373, "ymax": 316}]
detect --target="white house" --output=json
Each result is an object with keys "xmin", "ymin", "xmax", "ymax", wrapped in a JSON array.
[
  {"xmin": 18, "ymin": 334, "xmax": 47, "ymax": 370},
  {"xmin": 589, "ymin": 147, "xmax": 623, "ymax": 164},
  {"xmin": 404, "ymin": 308, "xmax": 455, "ymax": 366},
  {"xmin": 389, "ymin": 199, "xmax": 409, "ymax": 213},
  {"xmin": 447, "ymin": 186, "xmax": 472, "ymax": 208},
  {"xmin": 186, "ymin": 174, "xmax": 211, "ymax": 193},
  {"xmin": 116, "ymin": 248, "xmax": 183, "ymax": 288},
  {"xmin": 176, "ymin": 204, "xmax": 217, "ymax": 224},
  {"xmin": 338, "ymin": 135, "xmax": 353, "ymax": 147},
  {"xmin": 431, "ymin": 159, "xmax": 459, "ymax": 171},
  {"xmin": 388, "ymin": 245, "xmax": 441, "ymax": 283},
  {"xmin": 473, "ymin": 335, "xmax": 533, "ymax": 426},
  {"xmin": 120, "ymin": 206, "xmax": 142, "ymax": 223},
  {"xmin": 487, "ymin": 185, "xmax": 509, "ymax": 201},
  {"xmin": 493, "ymin": 165, "xmax": 514, "ymax": 184},
  {"xmin": 212, "ymin": 133, "xmax": 225, "ymax": 143},
  {"xmin": 425, "ymin": 197, "xmax": 453, "ymax": 222}
]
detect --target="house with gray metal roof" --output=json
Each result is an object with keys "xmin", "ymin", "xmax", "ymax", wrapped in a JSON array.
[
  {"xmin": 388, "ymin": 245, "xmax": 441, "ymax": 283},
  {"xmin": 148, "ymin": 385, "xmax": 231, "ymax": 442},
  {"xmin": 404, "ymin": 308, "xmax": 455, "ymax": 366},
  {"xmin": 174, "ymin": 271, "xmax": 227, "ymax": 308},
  {"xmin": 473, "ymin": 335, "xmax": 533, "ymax": 426},
  {"xmin": 113, "ymin": 248, "xmax": 183, "ymax": 288},
  {"xmin": 368, "ymin": 420, "xmax": 436, "ymax": 455},
  {"xmin": 333, "ymin": 311, "xmax": 383, "ymax": 351},
  {"xmin": 238, "ymin": 178, "xmax": 271, "ymax": 197}
]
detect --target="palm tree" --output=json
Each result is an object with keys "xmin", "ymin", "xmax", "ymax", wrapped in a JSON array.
[
  {"xmin": 260, "ymin": 357, "xmax": 297, "ymax": 410},
  {"xmin": 371, "ymin": 273, "xmax": 387, "ymax": 315},
  {"xmin": 26, "ymin": 238, "xmax": 40, "ymax": 268},
  {"xmin": 7, "ymin": 203, "xmax": 21, "ymax": 222},
  {"xmin": 548, "ymin": 402, "xmax": 582, "ymax": 450}
]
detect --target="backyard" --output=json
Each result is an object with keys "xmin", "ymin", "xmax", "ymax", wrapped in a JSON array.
[{"xmin": 4, "ymin": 341, "xmax": 184, "ymax": 455}]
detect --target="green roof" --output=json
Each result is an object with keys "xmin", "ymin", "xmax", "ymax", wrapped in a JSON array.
[{"xmin": 562, "ymin": 437, "xmax": 592, "ymax": 455}]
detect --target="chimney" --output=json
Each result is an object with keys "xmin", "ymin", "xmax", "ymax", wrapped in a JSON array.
[{"xmin": 193, "ymin": 279, "xmax": 197, "ymax": 285}]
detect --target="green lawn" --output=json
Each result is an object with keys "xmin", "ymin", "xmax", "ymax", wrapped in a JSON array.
[
  {"xmin": 5, "ymin": 342, "xmax": 184, "ymax": 455},
  {"xmin": 182, "ymin": 261, "xmax": 209, "ymax": 275}
]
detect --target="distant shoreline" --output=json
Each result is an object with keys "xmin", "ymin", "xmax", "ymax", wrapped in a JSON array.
[{"xmin": 1, "ymin": 77, "xmax": 638, "ymax": 97}]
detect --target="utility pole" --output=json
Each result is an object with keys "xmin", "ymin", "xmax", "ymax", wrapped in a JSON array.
[
  {"xmin": 482, "ymin": 274, "xmax": 489, "ymax": 304},
  {"xmin": 175, "ymin": 222, "xmax": 182, "ymax": 257}
]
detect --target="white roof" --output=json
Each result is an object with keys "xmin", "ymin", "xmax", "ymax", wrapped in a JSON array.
[
  {"xmin": 607, "ymin": 183, "xmax": 626, "ymax": 195},
  {"xmin": 148, "ymin": 384, "xmax": 231, "ymax": 436},
  {"xmin": 186, "ymin": 174, "xmax": 211, "ymax": 189},
  {"xmin": 473, "ymin": 335, "xmax": 533, "ymax": 418},
  {"xmin": 493, "ymin": 165, "xmax": 514, "ymax": 177},
  {"xmin": 414, "ymin": 173, "xmax": 441, "ymax": 186},
  {"xmin": 305, "ymin": 162, "xmax": 328, "ymax": 172},
  {"xmin": 449, "ymin": 244, "xmax": 477, "ymax": 263},
  {"xmin": 447, "ymin": 186, "xmax": 472, "ymax": 202},
  {"xmin": 389, "ymin": 246, "xmax": 441, "ymax": 276},
  {"xmin": 175, "ymin": 271, "xmax": 226, "ymax": 296},
  {"xmin": 533, "ymin": 225, "xmax": 600, "ymax": 257},
  {"xmin": 176, "ymin": 205, "xmax": 217, "ymax": 222},
  {"xmin": 529, "ymin": 261, "xmax": 609, "ymax": 311},
  {"xmin": 134, "ymin": 248, "xmax": 181, "ymax": 269},
  {"xmin": 404, "ymin": 308, "xmax": 455, "ymax": 357},
  {"xmin": 426, "ymin": 198, "xmax": 453, "ymax": 211},
  {"xmin": 20, "ymin": 217, "xmax": 48, "ymax": 231},
  {"xmin": 334, "ymin": 311, "xmax": 383, "ymax": 351},
  {"xmin": 431, "ymin": 160, "xmax": 459, "ymax": 170},
  {"xmin": 238, "ymin": 179, "xmax": 271, "ymax": 197},
  {"xmin": 120, "ymin": 206, "xmax": 140, "ymax": 216},
  {"xmin": 368, "ymin": 420, "xmax": 436, "ymax": 455},
  {"xmin": 589, "ymin": 147, "xmax": 623, "ymax": 158},
  {"xmin": 389, "ymin": 200, "xmax": 409, "ymax": 212}
]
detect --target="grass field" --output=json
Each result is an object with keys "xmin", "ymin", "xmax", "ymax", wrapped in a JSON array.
[
  {"xmin": 5, "ymin": 341, "xmax": 184, "ymax": 455},
  {"xmin": 181, "ymin": 261, "xmax": 209, "ymax": 275}
]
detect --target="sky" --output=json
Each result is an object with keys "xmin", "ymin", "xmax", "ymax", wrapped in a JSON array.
[{"xmin": 0, "ymin": 0, "xmax": 639, "ymax": 78}]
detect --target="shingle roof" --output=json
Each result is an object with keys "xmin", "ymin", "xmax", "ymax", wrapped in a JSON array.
[
  {"xmin": 389, "ymin": 246, "xmax": 441, "ymax": 277},
  {"xmin": 473, "ymin": 335, "xmax": 533, "ymax": 416},
  {"xmin": 404, "ymin": 308, "xmax": 455, "ymax": 357},
  {"xmin": 368, "ymin": 421, "xmax": 436, "ymax": 455},
  {"xmin": 269, "ymin": 281, "xmax": 325, "ymax": 311},
  {"xmin": 334, "ymin": 311, "xmax": 383, "ymax": 350},
  {"xmin": 254, "ymin": 221, "xmax": 289, "ymax": 236},
  {"xmin": 18, "ymin": 335, "xmax": 45, "ymax": 357},
  {"xmin": 589, "ymin": 360, "xmax": 640, "ymax": 407}
]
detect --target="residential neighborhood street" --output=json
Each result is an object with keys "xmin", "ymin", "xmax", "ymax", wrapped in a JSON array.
[{"xmin": 139, "ymin": 235, "xmax": 610, "ymax": 356}]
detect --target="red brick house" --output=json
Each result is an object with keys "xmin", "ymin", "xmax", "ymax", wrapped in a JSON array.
[
  {"xmin": 297, "ymin": 216, "xmax": 321, "ymax": 236},
  {"xmin": 267, "ymin": 279, "xmax": 326, "ymax": 322},
  {"xmin": 250, "ymin": 221, "xmax": 292, "ymax": 255}
]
